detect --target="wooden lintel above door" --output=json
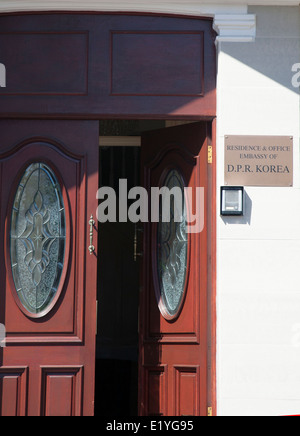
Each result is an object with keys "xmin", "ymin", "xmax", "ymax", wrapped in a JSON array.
[
  {"xmin": 0, "ymin": 14, "xmax": 216, "ymax": 119},
  {"xmin": 98, "ymin": 123, "xmax": 198, "ymax": 147},
  {"xmin": 99, "ymin": 136, "xmax": 141, "ymax": 147}
]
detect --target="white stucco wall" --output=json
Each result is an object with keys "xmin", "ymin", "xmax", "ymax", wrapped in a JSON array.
[{"xmin": 217, "ymin": 6, "xmax": 300, "ymax": 416}]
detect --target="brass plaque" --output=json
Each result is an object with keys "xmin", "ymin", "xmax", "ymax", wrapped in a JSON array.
[{"xmin": 225, "ymin": 135, "xmax": 293, "ymax": 187}]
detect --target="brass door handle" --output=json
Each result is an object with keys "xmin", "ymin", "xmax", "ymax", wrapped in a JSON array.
[{"xmin": 88, "ymin": 215, "xmax": 95, "ymax": 254}]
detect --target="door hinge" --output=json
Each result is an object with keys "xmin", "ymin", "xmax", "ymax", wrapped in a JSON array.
[
  {"xmin": 208, "ymin": 146, "xmax": 213, "ymax": 164},
  {"xmin": 208, "ymin": 407, "xmax": 213, "ymax": 417}
]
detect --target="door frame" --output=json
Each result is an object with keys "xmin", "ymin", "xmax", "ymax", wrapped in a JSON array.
[
  {"xmin": 207, "ymin": 118, "xmax": 217, "ymax": 417},
  {"xmin": 0, "ymin": 11, "xmax": 217, "ymax": 416}
]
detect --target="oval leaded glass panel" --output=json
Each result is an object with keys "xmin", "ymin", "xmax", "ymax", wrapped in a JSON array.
[
  {"xmin": 157, "ymin": 169, "xmax": 188, "ymax": 319},
  {"xmin": 10, "ymin": 163, "xmax": 66, "ymax": 315}
]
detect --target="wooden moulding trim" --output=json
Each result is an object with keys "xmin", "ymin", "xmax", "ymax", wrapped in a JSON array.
[{"xmin": 99, "ymin": 136, "xmax": 141, "ymax": 147}]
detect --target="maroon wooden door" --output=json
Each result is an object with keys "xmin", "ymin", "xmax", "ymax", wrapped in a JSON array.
[
  {"xmin": 139, "ymin": 123, "xmax": 208, "ymax": 416},
  {"xmin": 0, "ymin": 120, "xmax": 99, "ymax": 416}
]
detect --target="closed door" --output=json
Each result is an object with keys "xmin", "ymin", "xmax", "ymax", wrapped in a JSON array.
[
  {"xmin": 139, "ymin": 122, "xmax": 208, "ymax": 416},
  {"xmin": 0, "ymin": 120, "xmax": 99, "ymax": 416}
]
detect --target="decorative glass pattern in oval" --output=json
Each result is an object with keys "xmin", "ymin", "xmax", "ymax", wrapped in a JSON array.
[
  {"xmin": 157, "ymin": 169, "xmax": 188, "ymax": 319},
  {"xmin": 10, "ymin": 163, "xmax": 66, "ymax": 315}
]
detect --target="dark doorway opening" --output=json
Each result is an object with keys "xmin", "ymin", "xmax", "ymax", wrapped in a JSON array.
[
  {"xmin": 95, "ymin": 120, "xmax": 168, "ymax": 416},
  {"xmin": 95, "ymin": 145, "xmax": 141, "ymax": 417},
  {"xmin": 94, "ymin": 120, "xmax": 197, "ymax": 416}
]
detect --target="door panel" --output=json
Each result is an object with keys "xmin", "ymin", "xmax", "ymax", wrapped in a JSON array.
[
  {"xmin": 140, "ymin": 123, "xmax": 208, "ymax": 416},
  {"xmin": 41, "ymin": 366, "xmax": 83, "ymax": 417},
  {"xmin": 0, "ymin": 14, "xmax": 216, "ymax": 118},
  {"xmin": 0, "ymin": 120, "xmax": 99, "ymax": 416},
  {"xmin": 0, "ymin": 367, "xmax": 28, "ymax": 416}
]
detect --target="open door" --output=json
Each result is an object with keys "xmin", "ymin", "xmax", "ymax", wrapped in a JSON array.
[
  {"xmin": 0, "ymin": 120, "xmax": 99, "ymax": 416},
  {"xmin": 139, "ymin": 122, "xmax": 208, "ymax": 416}
]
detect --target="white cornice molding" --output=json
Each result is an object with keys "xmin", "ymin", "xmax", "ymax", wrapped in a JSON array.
[
  {"xmin": 213, "ymin": 14, "xmax": 256, "ymax": 42},
  {"xmin": 0, "ymin": 1, "xmax": 248, "ymax": 16},
  {"xmin": 0, "ymin": 0, "xmax": 298, "ymax": 14}
]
